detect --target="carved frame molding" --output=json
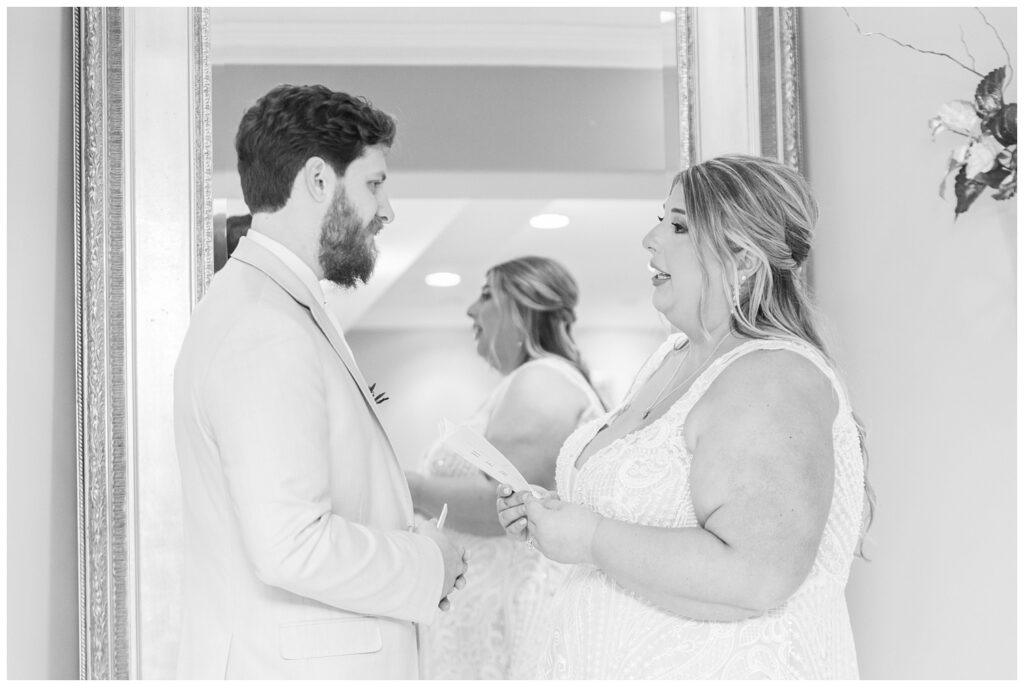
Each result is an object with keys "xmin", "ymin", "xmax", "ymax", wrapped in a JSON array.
[
  {"xmin": 779, "ymin": 7, "xmax": 805, "ymax": 173},
  {"xmin": 675, "ymin": 6, "xmax": 804, "ymax": 173},
  {"xmin": 74, "ymin": 8, "xmax": 128, "ymax": 678},
  {"xmin": 191, "ymin": 8, "xmax": 214, "ymax": 306},
  {"xmin": 676, "ymin": 7, "xmax": 698, "ymax": 171},
  {"xmin": 74, "ymin": 7, "xmax": 212, "ymax": 679}
]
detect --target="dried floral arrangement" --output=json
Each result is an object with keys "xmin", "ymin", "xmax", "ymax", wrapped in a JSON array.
[{"xmin": 845, "ymin": 8, "xmax": 1016, "ymax": 217}]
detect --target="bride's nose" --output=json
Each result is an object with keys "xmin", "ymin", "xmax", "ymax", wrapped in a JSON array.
[{"xmin": 642, "ymin": 225, "xmax": 658, "ymax": 252}]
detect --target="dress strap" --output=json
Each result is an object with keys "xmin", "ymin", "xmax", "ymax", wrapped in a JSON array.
[
  {"xmin": 669, "ymin": 337, "xmax": 851, "ymax": 425},
  {"xmin": 523, "ymin": 356, "xmax": 605, "ymax": 411}
]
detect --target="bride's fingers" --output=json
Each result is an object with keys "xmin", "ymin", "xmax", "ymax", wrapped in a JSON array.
[{"xmin": 524, "ymin": 498, "xmax": 554, "ymax": 523}]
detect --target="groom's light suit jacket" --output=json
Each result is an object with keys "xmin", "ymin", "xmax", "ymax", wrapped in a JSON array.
[{"xmin": 173, "ymin": 236, "xmax": 443, "ymax": 679}]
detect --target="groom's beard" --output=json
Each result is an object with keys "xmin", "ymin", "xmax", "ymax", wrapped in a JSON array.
[{"xmin": 318, "ymin": 188, "xmax": 382, "ymax": 289}]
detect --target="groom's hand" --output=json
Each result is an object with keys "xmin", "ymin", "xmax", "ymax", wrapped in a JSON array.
[
  {"xmin": 496, "ymin": 484, "xmax": 530, "ymax": 541},
  {"xmin": 417, "ymin": 521, "xmax": 468, "ymax": 612}
]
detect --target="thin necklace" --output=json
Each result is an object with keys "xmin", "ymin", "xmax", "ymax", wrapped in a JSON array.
[{"xmin": 638, "ymin": 333, "xmax": 732, "ymax": 420}]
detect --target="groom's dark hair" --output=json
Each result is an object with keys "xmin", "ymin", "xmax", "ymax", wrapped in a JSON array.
[{"xmin": 235, "ymin": 84, "xmax": 396, "ymax": 214}]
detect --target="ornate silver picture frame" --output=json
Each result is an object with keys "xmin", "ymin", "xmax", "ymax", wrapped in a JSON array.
[
  {"xmin": 677, "ymin": 7, "xmax": 804, "ymax": 172},
  {"xmin": 74, "ymin": 7, "xmax": 211, "ymax": 678},
  {"xmin": 73, "ymin": 7, "xmax": 799, "ymax": 678}
]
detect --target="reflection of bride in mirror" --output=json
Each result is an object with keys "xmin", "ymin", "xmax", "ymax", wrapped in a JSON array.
[{"xmin": 406, "ymin": 256, "xmax": 605, "ymax": 679}]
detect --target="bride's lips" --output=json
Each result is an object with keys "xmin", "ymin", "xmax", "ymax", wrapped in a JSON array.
[
  {"xmin": 649, "ymin": 262, "xmax": 671, "ymax": 286},
  {"xmin": 471, "ymin": 323, "xmax": 483, "ymax": 340}
]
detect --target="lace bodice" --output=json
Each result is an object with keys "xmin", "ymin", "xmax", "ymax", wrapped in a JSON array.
[
  {"xmin": 417, "ymin": 356, "xmax": 605, "ymax": 679},
  {"xmin": 542, "ymin": 335, "xmax": 866, "ymax": 679}
]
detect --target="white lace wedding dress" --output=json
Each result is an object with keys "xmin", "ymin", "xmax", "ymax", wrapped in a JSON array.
[
  {"xmin": 417, "ymin": 356, "xmax": 605, "ymax": 679},
  {"xmin": 539, "ymin": 335, "xmax": 866, "ymax": 679}
]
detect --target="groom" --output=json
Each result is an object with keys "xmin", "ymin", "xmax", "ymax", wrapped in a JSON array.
[{"xmin": 173, "ymin": 84, "xmax": 467, "ymax": 679}]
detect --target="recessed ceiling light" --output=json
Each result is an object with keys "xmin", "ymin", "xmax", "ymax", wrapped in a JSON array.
[
  {"xmin": 659, "ymin": 10, "xmax": 675, "ymax": 23},
  {"xmin": 529, "ymin": 213, "xmax": 570, "ymax": 230},
  {"xmin": 425, "ymin": 271, "xmax": 461, "ymax": 287}
]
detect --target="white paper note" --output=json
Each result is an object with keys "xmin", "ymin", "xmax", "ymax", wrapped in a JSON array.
[{"xmin": 438, "ymin": 419, "xmax": 536, "ymax": 494}]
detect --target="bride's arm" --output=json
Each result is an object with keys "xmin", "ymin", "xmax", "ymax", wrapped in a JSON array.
[
  {"xmin": 524, "ymin": 351, "xmax": 838, "ymax": 620},
  {"xmin": 411, "ymin": 363, "xmax": 587, "ymax": 538}
]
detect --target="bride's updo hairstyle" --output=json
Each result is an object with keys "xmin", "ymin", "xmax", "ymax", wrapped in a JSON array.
[
  {"xmin": 487, "ymin": 256, "xmax": 594, "ymax": 386},
  {"xmin": 675, "ymin": 154, "xmax": 822, "ymax": 350},
  {"xmin": 676, "ymin": 154, "xmax": 875, "ymax": 554}
]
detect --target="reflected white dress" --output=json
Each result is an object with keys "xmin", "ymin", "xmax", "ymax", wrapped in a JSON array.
[
  {"xmin": 417, "ymin": 356, "xmax": 605, "ymax": 680},
  {"xmin": 539, "ymin": 335, "xmax": 866, "ymax": 679}
]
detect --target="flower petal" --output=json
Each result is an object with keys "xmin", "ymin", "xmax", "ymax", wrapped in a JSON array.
[
  {"xmin": 964, "ymin": 136, "xmax": 1004, "ymax": 178},
  {"xmin": 932, "ymin": 100, "xmax": 981, "ymax": 136}
]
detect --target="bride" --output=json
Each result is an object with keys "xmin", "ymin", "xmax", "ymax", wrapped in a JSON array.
[
  {"xmin": 498, "ymin": 155, "xmax": 875, "ymax": 679},
  {"xmin": 407, "ymin": 256, "xmax": 604, "ymax": 679}
]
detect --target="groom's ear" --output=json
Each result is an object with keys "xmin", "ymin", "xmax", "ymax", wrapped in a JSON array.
[{"xmin": 300, "ymin": 156, "xmax": 334, "ymax": 204}]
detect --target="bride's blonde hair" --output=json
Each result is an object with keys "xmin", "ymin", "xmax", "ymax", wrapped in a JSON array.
[
  {"xmin": 675, "ymin": 154, "xmax": 876, "ymax": 557},
  {"xmin": 487, "ymin": 256, "xmax": 594, "ymax": 386}
]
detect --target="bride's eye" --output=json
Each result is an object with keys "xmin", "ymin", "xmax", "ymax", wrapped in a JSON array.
[{"xmin": 673, "ymin": 223, "xmax": 689, "ymax": 234}]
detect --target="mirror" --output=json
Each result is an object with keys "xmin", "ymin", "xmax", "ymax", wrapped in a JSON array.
[{"xmin": 74, "ymin": 7, "xmax": 801, "ymax": 677}]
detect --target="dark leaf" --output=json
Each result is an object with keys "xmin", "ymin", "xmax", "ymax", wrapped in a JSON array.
[
  {"xmin": 974, "ymin": 164, "xmax": 1011, "ymax": 189},
  {"xmin": 975, "ymin": 67, "xmax": 1006, "ymax": 117},
  {"xmin": 993, "ymin": 183, "xmax": 1016, "ymax": 200},
  {"xmin": 982, "ymin": 103, "xmax": 1017, "ymax": 147},
  {"xmin": 993, "ymin": 169, "xmax": 1017, "ymax": 200},
  {"xmin": 997, "ymin": 144, "xmax": 1016, "ymax": 170},
  {"xmin": 954, "ymin": 166, "xmax": 987, "ymax": 216}
]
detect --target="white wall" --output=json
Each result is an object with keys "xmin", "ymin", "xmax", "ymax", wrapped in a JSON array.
[
  {"xmin": 803, "ymin": 7, "xmax": 1016, "ymax": 679},
  {"xmin": 347, "ymin": 327, "xmax": 666, "ymax": 471},
  {"xmin": 6, "ymin": 7, "xmax": 80, "ymax": 679}
]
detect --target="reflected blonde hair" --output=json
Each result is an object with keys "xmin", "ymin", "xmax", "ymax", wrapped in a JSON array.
[
  {"xmin": 487, "ymin": 256, "xmax": 597, "ymax": 391},
  {"xmin": 675, "ymin": 154, "xmax": 876, "ymax": 557}
]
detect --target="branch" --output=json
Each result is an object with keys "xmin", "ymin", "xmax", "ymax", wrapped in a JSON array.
[
  {"xmin": 959, "ymin": 25, "xmax": 977, "ymax": 71},
  {"xmin": 975, "ymin": 8, "xmax": 1014, "ymax": 89},
  {"xmin": 842, "ymin": 8, "xmax": 985, "ymax": 78}
]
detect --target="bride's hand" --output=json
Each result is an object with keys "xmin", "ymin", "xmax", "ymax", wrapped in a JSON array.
[
  {"xmin": 523, "ymin": 496, "xmax": 602, "ymax": 565},
  {"xmin": 496, "ymin": 483, "xmax": 551, "ymax": 540}
]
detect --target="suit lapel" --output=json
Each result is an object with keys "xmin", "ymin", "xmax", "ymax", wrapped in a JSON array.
[{"xmin": 230, "ymin": 238, "xmax": 399, "ymax": 459}]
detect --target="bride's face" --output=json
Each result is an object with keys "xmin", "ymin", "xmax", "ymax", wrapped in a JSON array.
[
  {"xmin": 466, "ymin": 274, "xmax": 524, "ymax": 373},
  {"xmin": 643, "ymin": 183, "xmax": 731, "ymax": 334}
]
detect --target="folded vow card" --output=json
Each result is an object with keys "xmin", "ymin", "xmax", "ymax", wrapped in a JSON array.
[{"xmin": 437, "ymin": 419, "xmax": 540, "ymax": 495}]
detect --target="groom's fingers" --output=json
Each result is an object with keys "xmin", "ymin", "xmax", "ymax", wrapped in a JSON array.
[
  {"xmin": 498, "ymin": 511, "xmax": 528, "ymax": 534},
  {"xmin": 502, "ymin": 504, "xmax": 527, "ymax": 520},
  {"xmin": 439, "ymin": 597, "xmax": 451, "ymax": 612},
  {"xmin": 496, "ymin": 502, "xmax": 525, "ymax": 525}
]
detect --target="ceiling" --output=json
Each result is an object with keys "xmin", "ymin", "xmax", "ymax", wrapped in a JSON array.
[{"xmin": 210, "ymin": 8, "xmax": 680, "ymax": 332}]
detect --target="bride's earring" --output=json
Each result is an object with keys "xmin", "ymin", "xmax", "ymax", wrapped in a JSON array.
[{"xmin": 731, "ymin": 267, "xmax": 745, "ymax": 312}]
